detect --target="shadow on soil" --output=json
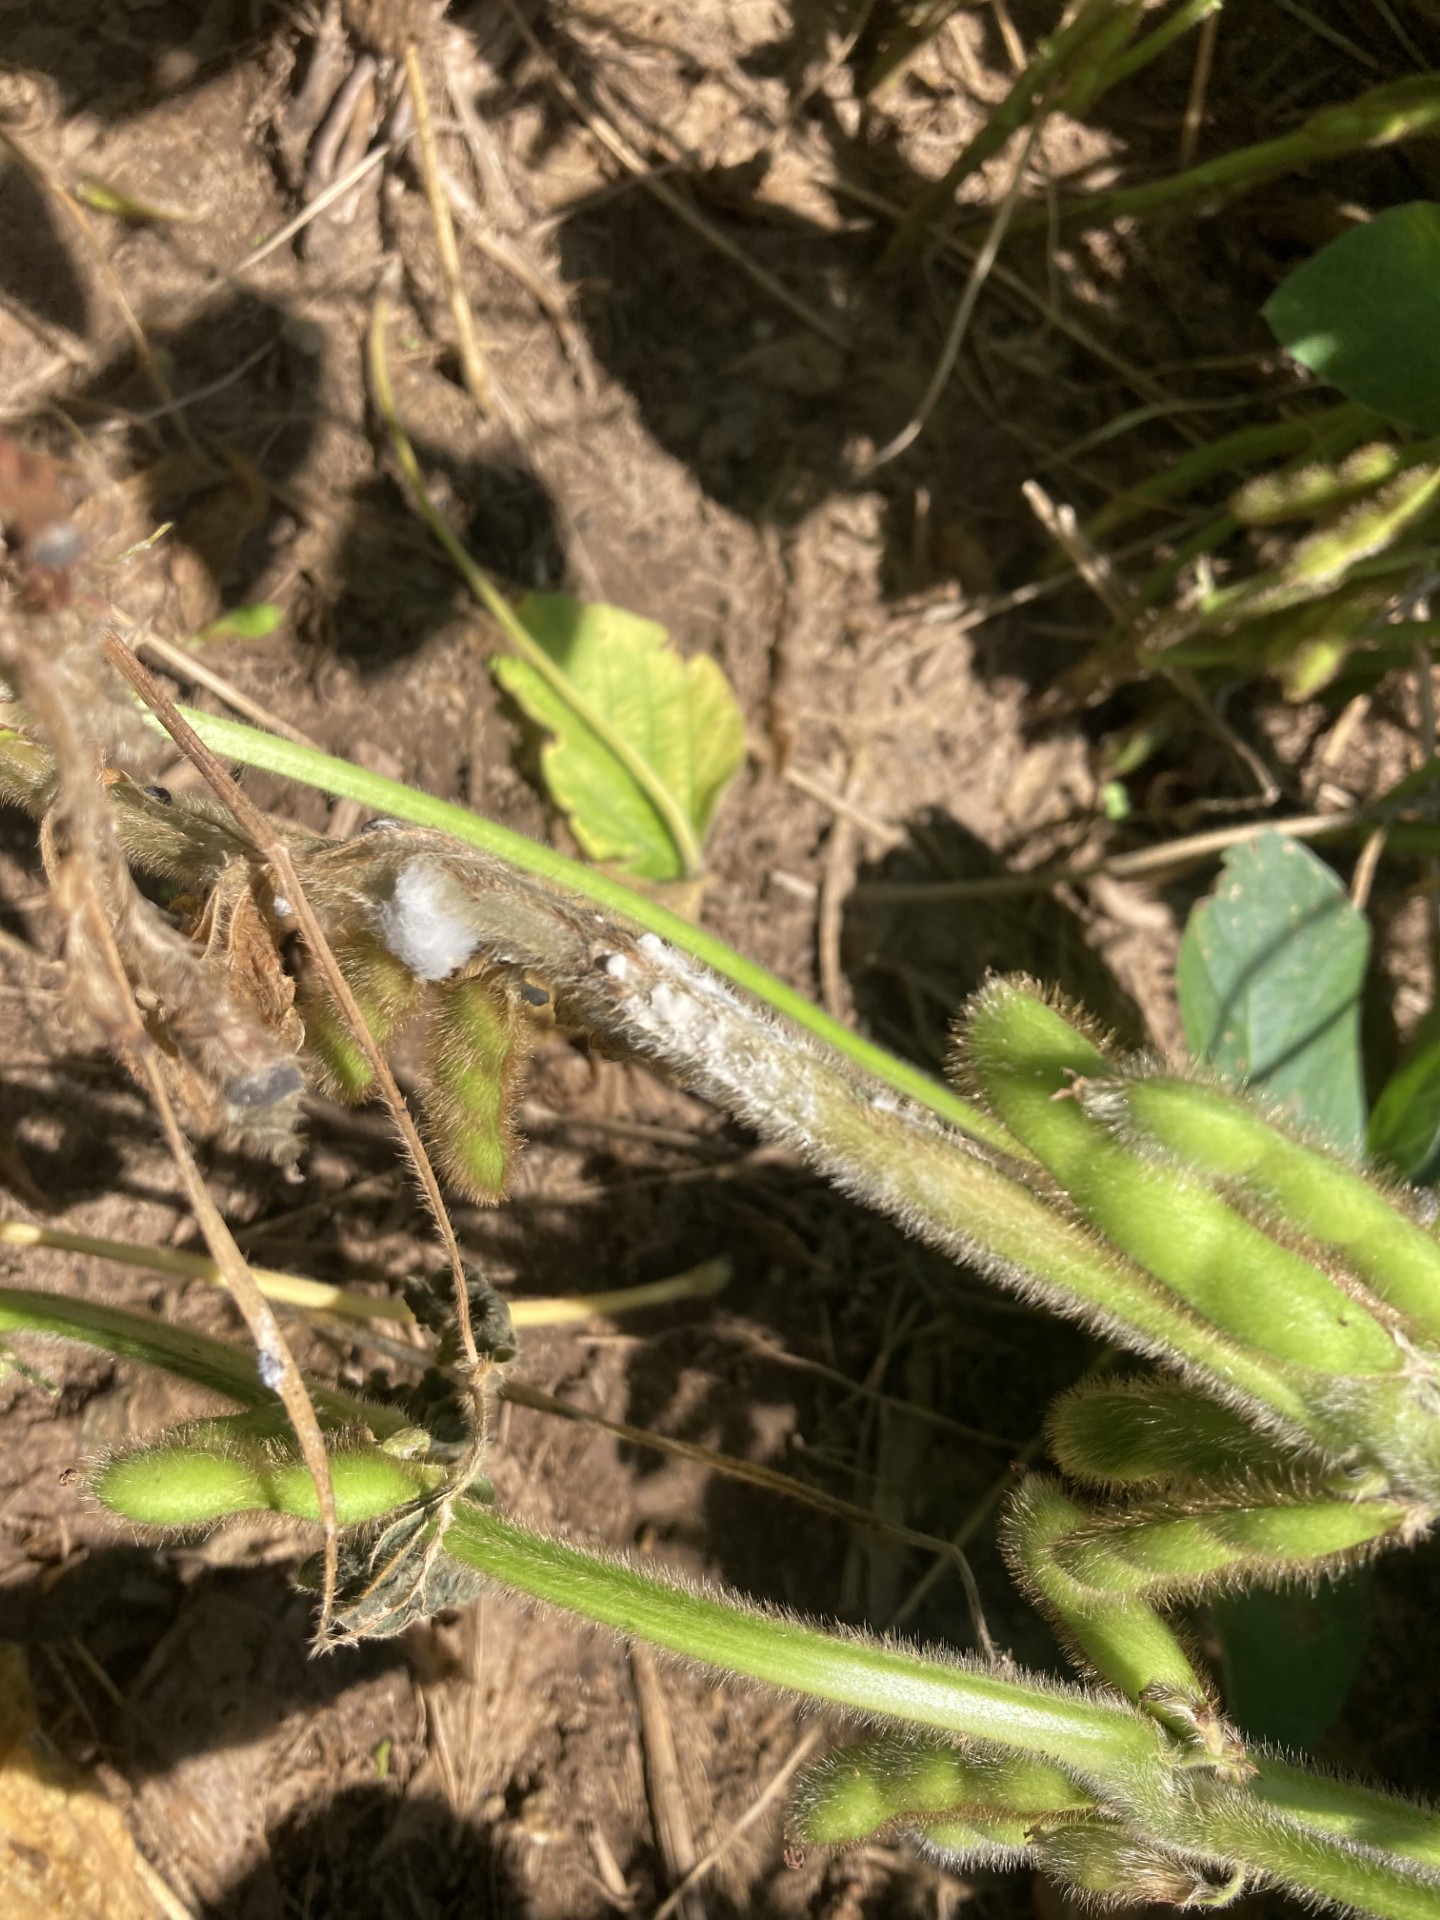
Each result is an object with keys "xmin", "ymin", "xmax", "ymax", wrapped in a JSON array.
[
  {"xmin": 5, "ymin": 1, "xmax": 1432, "ymax": 702},
  {"xmin": 214, "ymin": 1784, "xmax": 525, "ymax": 1920}
]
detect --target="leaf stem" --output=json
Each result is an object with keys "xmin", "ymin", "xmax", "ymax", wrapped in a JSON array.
[{"xmin": 365, "ymin": 275, "xmax": 707, "ymax": 880}]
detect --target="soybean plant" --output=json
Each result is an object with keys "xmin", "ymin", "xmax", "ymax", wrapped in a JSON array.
[{"xmin": 3, "ymin": 727, "xmax": 1440, "ymax": 1912}]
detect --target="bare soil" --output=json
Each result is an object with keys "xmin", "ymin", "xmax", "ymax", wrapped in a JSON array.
[{"xmin": 3, "ymin": 3, "xmax": 1439, "ymax": 1917}]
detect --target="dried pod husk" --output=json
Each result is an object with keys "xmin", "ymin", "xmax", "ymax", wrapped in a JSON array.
[
  {"xmin": 54, "ymin": 821, "xmax": 308, "ymax": 1164},
  {"xmin": 790, "ymin": 1731, "xmax": 1091, "ymax": 1855},
  {"xmin": 418, "ymin": 966, "xmax": 532, "ymax": 1202},
  {"xmin": 300, "ymin": 1504, "xmax": 488, "ymax": 1645}
]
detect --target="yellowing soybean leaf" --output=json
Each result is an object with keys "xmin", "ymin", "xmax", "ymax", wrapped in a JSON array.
[{"xmin": 493, "ymin": 594, "xmax": 745, "ymax": 881}]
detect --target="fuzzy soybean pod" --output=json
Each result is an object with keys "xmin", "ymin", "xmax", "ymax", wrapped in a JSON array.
[
  {"xmin": 1086, "ymin": 1073, "xmax": 1440, "ymax": 1349},
  {"xmin": 1001, "ymin": 1477, "xmax": 1214, "ymax": 1714},
  {"xmin": 1030, "ymin": 1820, "xmax": 1241, "ymax": 1908},
  {"xmin": 791, "ymin": 1731, "xmax": 1093, "ymax": 1852},
  {"xmin": 1054, "ymin": 1485, "xmax": 1414, "ymax": 1602},
  {"xmin": 964, "ymin": 980, "xmax": 1403, "ymax": 1381},
  {"xmin": 295, "ymin": 933, "xmax": 420, "ymax": 1101},
  {"xmin": 94, "ymin": 1427, "xmax": 445, "ymax": 1529},
  {"xmin": 420, "ymin": 968, "xmax": 532, "ymax": 1203},
  {"xmin": 1230, "ymin": 442, "xmax": 1405, "ymax": 525},
  {"xmin": 1046, "ymin": 1376, "xmax": 1312, "ymax": 1489}
]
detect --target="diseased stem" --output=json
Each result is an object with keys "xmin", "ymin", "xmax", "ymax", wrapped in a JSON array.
[{"xmin": 166, "ymin": 704, "xmax": 1021, "ymax": 1155}]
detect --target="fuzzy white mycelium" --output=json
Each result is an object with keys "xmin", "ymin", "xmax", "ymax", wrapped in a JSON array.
[{"xmin": 377, "ymin": 858, "xmax": 485, "ymax": 982}]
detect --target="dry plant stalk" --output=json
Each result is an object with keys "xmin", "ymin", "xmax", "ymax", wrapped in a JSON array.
[
  {"xmin": 0, "ymin": 563, "xmax": 344, "ymax": 1626},
  {"xmin": 2, "ymin": 431, "xmax": 520, "ymax": 1616}
]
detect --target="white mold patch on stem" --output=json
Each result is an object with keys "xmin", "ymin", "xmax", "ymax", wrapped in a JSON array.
[{"xmin": 377, "ymin": 857, "xmax": 486, "ymax": 982}]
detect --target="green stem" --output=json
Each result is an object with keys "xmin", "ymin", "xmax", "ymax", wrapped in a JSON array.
[
  {"xmin": 442, "ymin": 1499, "xmax": 1155, "ymax": 1774},
  {"xmin": 1086, "ymin": 0, "xmax": 1219, "ymax": 97},
  {"xmin": 0, "ymin": 1285, "xmax": 400, "ymax": 1434},
  {"xmin": 1040, "ymin": 73, "xmax": 1440, "ymax": 229},
  {"xmin": 444, "ymin": 1501, "xmax": 1440, "ymax": 1916},
  {"xmin": 171, "ymin": 704, "xmax": 1019, "ymax": 1155},
  {"xmin": 366, "ymin": 281, "xmax": 706, "ymax": 880},
  {"xmin": 9, "ymin": 1286, "xmax": 1440, "ymax": 1914}
]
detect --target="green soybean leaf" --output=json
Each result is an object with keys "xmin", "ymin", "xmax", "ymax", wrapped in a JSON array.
[
  {"xmin": 1177, "ymin": 832, "xmax": 1368, "ymax": 1151},
  {"xmin": 1264, "ymin": 204, "xmax": 1440, "ymax": 432},
  {"xmin": 1178, "ymin": 833, "xmax": 1372, "ymax": 1749},
  {"xmin": 1369, "ymin": 1001, "xmax": 1440, "ymax": 1183},
  {"xmin": 493, "ymin": 594, "xmax": 745, "ymax": 882},
  {"xmin": 1210, "ymin": 1578, "xmax": 1372, "ymax": 1755}
]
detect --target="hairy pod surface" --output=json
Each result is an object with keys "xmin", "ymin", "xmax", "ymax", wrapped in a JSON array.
[
  {"xmin": 1088, "ymin": 1074, "xmax": 1440, "ymax": 1349},
  {"xmin": 1002, "ymin": 1477, "xmax": 1213, "ymax": 1711},
  {"xmin": 93, "ymin": 1431, "xmax": 444, "ymax": 1528},
  {"xmin": 1055, "ymin": 1489, "xmax": 1414, "ymax": 1600},
  {"xmin": 1046, "ymin": 1378, "xmax": 1309, "ymax": 1488},
  {"xmin": 1231, "ymin": 443, "xmax": 1403, "ymax": 525},
  {"xmin": 1030, "ymin": 1819, "xmax": 1241, "ymax": 1908},
  {"xmin": 965, "ymin": 980, "xmax": 1402, "ymax": 1380},
  {"xmin": 293, "ymin": 932, "xmax": 420, "ymax": 1101},
  {"xmin": 420, "ymin": 968, "xmax": 531, "ymax": 1202},
  {"xmin": 791, "ymin": 1732, "xmax": 1092, "ymax": 1848}
]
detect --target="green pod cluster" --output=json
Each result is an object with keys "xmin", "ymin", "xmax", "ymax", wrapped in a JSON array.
[
  {"xmin": 1002, "ymin": 1476, "xmax": 1213, "ymax": 1712},
  {"xmin": 1083, "ymin": 1072, "xmax": 1440, "ymax": 1350},
  {"xmin": 1046, "ymin": 1377, "xmax": 1307, "ymax": 1489},
  {"xmin": 1231, "ymin": 443, "xmax": 1403, "ymax": 525},
  {"xmin": 93, "ymin": 1424, "xmax": 445, "ymax": 1530},
  {"xmin": 419, "ymin": 968, "xmax": 532, "ymax": 1203},
  {"xmin": 791, "ymin": 1731, "xmax": 1091, "ymax": 1852},
  {"xmin": 294, "ymin": 932, "xmax": 421, "ymax": 1101},
  {"xmin": 964, "ymin": 980, "xmax": 1402, "ymax": 1382},
  {"xmin": 1054, "ymin": 1486, "xmax": 1413, "ymax": 1603},
  {"xmin": 1288, "ymin": 463, "xmax": 1440, "ymax": 590}
]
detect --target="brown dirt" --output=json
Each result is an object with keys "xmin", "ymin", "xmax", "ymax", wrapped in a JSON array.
[{"xmin": 3, "ymin": 3, "xmax": 1440, "ymax": 1916}]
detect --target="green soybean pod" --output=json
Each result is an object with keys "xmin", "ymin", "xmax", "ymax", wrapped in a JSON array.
[
  {"xmin": 1231, "ymin": 443, "xmax": 1403, "ymax": 525},
  {"xmin": 296, "ymin": 934, "xmax": 420, "ymax": 1102},
  {"xmin": 1046, "ymin": 1376, "xmax": 1305, "ymax": 1488},
  {"xmin": 792, "ymin": 1733, "xmax": 1091, "ymax": 1848},
  {"xmin": 420, "ymin": 969, "xmax": 531, "ymax": 1203},
  {"xmin": 95, "ymin": 1431, "xmax": 444, "ymax": 1530},
  {"xmin": 965, "ymin": 979, "xmax": 1402, "ymax": 1379},
  {"xmin": 1091, "ymin": 1074, "xmax": 1440, "ymax": 1349},
  {"xmin": 1290, "ymin": 463, "xmax": 1440, "ymax": 590},
  {"xmin": 1057, "ymin": 1491, "xmax": 1411, "ymax": 1602},
  {"xmin": 94, "ymin": 1445, "xmax": 269, "ymax": 1527},
  {"xmin": 264, "ymin": 1448, "xmax": 444, "ymax": 1524},
  {"xmin": 1001, "ymin": 1476, "xmax": 1212, "ymax": 1710}
]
